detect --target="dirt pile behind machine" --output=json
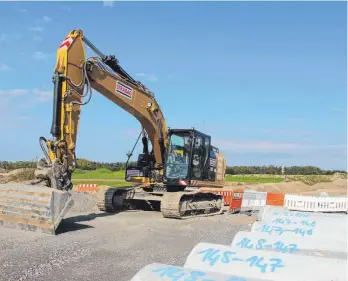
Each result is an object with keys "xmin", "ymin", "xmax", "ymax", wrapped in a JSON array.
[{"xmin": 0, "ymin": 29, "xmax": 226, "ymax": 234}]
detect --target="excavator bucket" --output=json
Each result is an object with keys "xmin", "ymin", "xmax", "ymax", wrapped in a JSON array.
[{"xmin": 0, "ymin": 183, "xmax": 74, "ymax": 234}]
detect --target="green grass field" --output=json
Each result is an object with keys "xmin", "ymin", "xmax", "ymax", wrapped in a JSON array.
[
  {"xmin": 72, "ymin": 168, "xmax": 346, "ymax": 186},
  {"xmin": 72, "ymin": 168, "xmax": 125, "ymax": 179},
  {"xmin": 72, "ymin": 180, "xmax": 132, "ymax": 187},
  {"xmin": 225, "ymin": 175, "xmax": 284, "ymax": 183},
  {"xmin": 72, "ymin": 168, "xmax": 284, "ymax": 183}
]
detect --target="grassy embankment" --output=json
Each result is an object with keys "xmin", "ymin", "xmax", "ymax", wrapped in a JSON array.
[
  {"xmin": 72, "ymin": 168, "xmax": 345, "ymax": 186},
  {"xmin": 72, "ymin": 168, "xmax": 132, "ymax": 186}
]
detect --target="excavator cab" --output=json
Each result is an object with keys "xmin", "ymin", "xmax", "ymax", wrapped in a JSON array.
[
  {"xmin": 125, "ymin": 128, "xmax": 225, "ymax": 189},
  {"xmin": 163, "ymin": 129, "xmax": 215, "ymax": 186}
]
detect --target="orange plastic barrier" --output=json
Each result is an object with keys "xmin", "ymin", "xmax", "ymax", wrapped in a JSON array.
[
  {"xmin": 229, "ymin": 191, "xmax": 243, "ymax": 213},
  {"xmin": 266, "ymin": 192, "xmax": 285, "ymax": 206},
  {"xmin": 200, "ymin": 188, "xmax": 234, "ymax": 205},
  {"xmin": 76, "ymin": 184, "xmax": 98, "ymax": 193},
  {"xmin": 200, "ymin": 188, "xmax": 245, "ymax": 206}
]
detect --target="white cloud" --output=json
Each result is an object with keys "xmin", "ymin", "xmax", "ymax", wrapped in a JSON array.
[
  {"xmin": 0, "ymin": 89, "xmax": 29, "ymax": 96},
  {"xmin": 62, "ymin": 6, "xmax": 72, "ymax": 13},
  {"xmin": 33, "ymin": 36, "xmax": 43, "ymax": 42},
  {"xmin": 32, "ymin": 88, "xmax": 52, "ymax": 102},
  {"xmin": 214, "ymin": 139, "xmax": 346, "ymax": 154},
  {"xmin": 136, "ymin": 72, "xmax": 158, "ymax": 82},
  {"xmin": 42, "ymin": 16, "xmax": 52, "ymax": 22},
  {"xmin": 17, "ymin": 8, "xmax": 27, "ymax": 12},
  {"xmin": 332, "ymin": 107, "xmax": 345, "ymax": 112},
  {"xmin": 0, "ymin": 63, "xmax": 11, "ymax": 71},
  {"xmin": 0, "ymin": 88, "xmax": 51, "ymax": 103},
  {"xmin": 103, "ymin": 1, "xmax": 114, "ymax": 7},
  {"xmin": 124, "ymin": 128, "xmax": 140, "ymax": 138},
  {"xmin": 0, "ymin": 33, "xmax": 21, "ymax": 45},
  {"xmin": 28, "ymin": 26, "xmax": 44, "ymax": 32},
  {"xmin": 32, "ymin": 51, "xmax": 48, "ymax": 61}
]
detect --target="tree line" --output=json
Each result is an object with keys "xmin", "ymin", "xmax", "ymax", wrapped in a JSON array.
[{"xmin": 0, "ymin": 159, "xmax": 346, "ymax": 175}]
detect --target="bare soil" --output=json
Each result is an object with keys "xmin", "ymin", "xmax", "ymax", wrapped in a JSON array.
[
  {"xmin": 0, "ymin": 191, "xmax": 253, "ymax": 281},
  {"xmin": 224, "ymin": 179, "xmax": 347, "ymax": 196}
]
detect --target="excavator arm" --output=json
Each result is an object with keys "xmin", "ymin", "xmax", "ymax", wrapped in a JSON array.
[
  {"xmin": 0, "ymin": 29, "xmax": 226, "ymax": 234},
  {"xmin": 35, "ymin": 29, "xmax": 168, "ymax": 191}
]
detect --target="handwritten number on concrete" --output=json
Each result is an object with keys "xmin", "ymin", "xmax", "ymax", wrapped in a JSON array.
[
  {"xmin": 236, "ymin": 238, "xmax": 300, "ymax": 254},
  {"xmin": 269, "ymin": 258, "xmax": 285, "ymax": 272},
  {"xmin": 152, "ymin": 267, "xmax": 187, "ymax": 280},
  {"xmin": 199, "ymin": 248, "xmax": 285, "ymax": 274},
  {"xmin": 183, "ymin": 270, "xmax": 207, "ymax": 281},
  {"xmin": 152, "ymin": 266, "xmax": 214, "ymax": 281},
  {"xmin": 255, "ymin": 239, "xmax": 266, "ymax": 249},
  {"xmin": 235, "ymin": 238, "xmax": 253, "ymax": 249},
  {"xmin": 225, "ymin": 277, "xmax": 248, "ymax": 281},
  {"xmin": 246, "ymin": 256, "xmax": 268, "ymax": 273},
  {"xmin": 272, "ymin": 211, "xmax": 311, "ymax": 218},
  {"xmin": 300, "ymin": 220, "xmax": 316, "ymax": 227},
  {"xmin": 288, "ymin": 244, "xmax": 300, "ymax": 253},
  {"xmin": 199, "ymin": 248, "xmax": 222, "ymax": 266},
  {"xmin": 256, "ymin": 224, "xmax": 313, "ymax": 236}
]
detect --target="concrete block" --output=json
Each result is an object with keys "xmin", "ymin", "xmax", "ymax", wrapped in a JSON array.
[
  {"xmin": 257, "ymin": 206, "xmax": 348, "ymax": 223},
  {"xmin": 231, "ymin": 230, "xmax": 347, "ymax": 259},
  {"xmin": 130, "ymin": 263, "xmax": 269, "ymax": 281},
  {"xmin": 256, "ymin": 206, "xmax": 347, "ymax": 234},
  {"xmin": 184, "ymin": 242, "xmax": 347, "ymax": 281},
  {"xmin": 251, "ymin": 221, "xmax": 346, "ymax": 242},
  {"xmin": 240, "ymin": 190, "xmax": 267, "ymax": 212}
]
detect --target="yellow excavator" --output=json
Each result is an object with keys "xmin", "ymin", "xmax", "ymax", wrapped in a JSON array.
[{"xmin": 0, "ymin": 29, "xmax": 226, "ymax": 234}]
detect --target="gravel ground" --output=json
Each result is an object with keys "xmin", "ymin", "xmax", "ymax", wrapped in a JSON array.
[{"xmin": 0, "ymin": 192, "xmax": 255, "ymax": 281}]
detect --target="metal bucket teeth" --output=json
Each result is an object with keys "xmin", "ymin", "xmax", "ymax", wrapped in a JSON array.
[{"xmin": 0, "ymin": 184, "xmax": 74, "ymax": 234}]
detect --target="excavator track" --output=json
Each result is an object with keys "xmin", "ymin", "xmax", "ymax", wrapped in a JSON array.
[
  {"xmin": 160, "ymin": 190, "xmax": 223, "ymax": 219},
  {"xmin": 96, "ymin": 187, "xmax": 127, "ymax": 212},
  {"xmin": 95, "ymin": 186, "xmax": 223, "ymax": 219}
]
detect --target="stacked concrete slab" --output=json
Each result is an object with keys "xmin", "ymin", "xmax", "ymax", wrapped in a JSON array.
[{"xmin": 130, "ymin": 204, "xmax": 348, "ymax": 281}]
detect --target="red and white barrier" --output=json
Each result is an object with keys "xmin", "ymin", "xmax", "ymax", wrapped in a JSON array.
[
  {"xmin": 76, "ymin": 184, "xmax": 98, "ymax": 193},
  {"xmin": 199, "ymin": 188, "xmax": 348, "ymax": 214}
]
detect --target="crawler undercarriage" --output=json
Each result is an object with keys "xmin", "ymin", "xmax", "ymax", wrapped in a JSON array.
[{"xmin": 96, "ymin": 185, "xmax": 224, "ymax": 219}]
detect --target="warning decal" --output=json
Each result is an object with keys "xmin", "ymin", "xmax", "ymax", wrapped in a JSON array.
[
  {"xmin": 116, "ymin": 81, "xmax": 133, "ymax": 100},
  {"xmin": 59, "ymin": 36, "xmax": 76, "ymax": 50}
]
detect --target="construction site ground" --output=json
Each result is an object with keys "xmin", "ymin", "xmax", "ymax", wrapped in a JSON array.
[
  {"xmin": 0, "ymin": 172, "xmax": 346, "ymax": 281},
  {"xmin": 0, "ymin": 190, "xmax": 254, "ymax": 281}
]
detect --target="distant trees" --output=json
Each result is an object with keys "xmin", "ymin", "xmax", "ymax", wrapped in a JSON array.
[
  {"xmin": 75, "ymin": 158, "xmax": 137, "ymax": 171},
  {"xmin": 0, "ymin": 161, "xmax": 36, "ymax": 171},
  {"xmin": 225, "ymin": 165, "xmax": 346, "ymax": 175},
  {"xmin": 0, "ymin": 160, "xmax": 346, "ymax": 175}
]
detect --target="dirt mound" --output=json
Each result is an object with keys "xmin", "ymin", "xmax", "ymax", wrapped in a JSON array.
[
  {"xmin": 70, "ymin": 191, "xmax": 99, "ymax": 213},
  {"xmin": 330, "ymin": 172, "xmax": 347, "ymax": 181},
  {"xmin": 0, "ymin": 168, "xmax": 36, "ymax": 184},
  {"xmin": 224, "ymin": 178, "xmax": 347, "ymax": 196}
]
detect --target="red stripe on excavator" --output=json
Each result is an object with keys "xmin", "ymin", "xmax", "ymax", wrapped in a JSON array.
[{"xmin": 59, "ymin": 36, "xmax": 76, "ymax": 49}]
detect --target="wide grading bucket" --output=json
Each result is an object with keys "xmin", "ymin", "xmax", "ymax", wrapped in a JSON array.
[{"xmin": 0, "ymin": 183, "xmax": 74, "ymax": 234}]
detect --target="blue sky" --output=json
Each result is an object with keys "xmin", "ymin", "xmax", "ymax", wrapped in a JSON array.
[{"xmin": 0, "ymin": 1, "xmax": 346, "ymax": 170}]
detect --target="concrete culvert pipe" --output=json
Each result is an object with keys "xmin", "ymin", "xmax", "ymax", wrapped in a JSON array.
[
  {"xmin": 129, "ymin": 263, "xmax": 270, "ymax": 281},
  {"xmin": 231, "ymin": 230, "xmax": 347, "ymax": 259},
  {"xmin": 183, "ymin": 242, "xmax": 347, "ymax": 281}
]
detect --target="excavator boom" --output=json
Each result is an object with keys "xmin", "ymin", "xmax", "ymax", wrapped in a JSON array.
[{"xmin": 35, "ymin": 30, "xmax": 168, "ymax": 191}]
